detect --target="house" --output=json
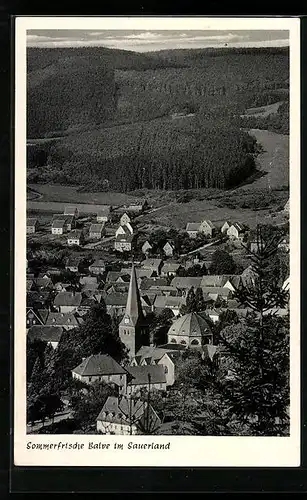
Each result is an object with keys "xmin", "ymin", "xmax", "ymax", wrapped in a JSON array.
[
  {"xmin": 104, "ymin": 293, "xmax": 128, "ymax": 316},
  {"xmin": 141, "ymin": 240, "xmax": 153, "ymax": 255},
  {"xmin": 203, "ymin": 309, "xmax": 220, "ymax": 324},
  {"xmin": 115, "ymin": 223, "xmax": 134, "ymax": 238},
  {"xmin": 96, "ymin": 206, "xmax": 112, "ymax": 223},
  {"xmin": 89, "ymin": 259, "xmax": 105, "ymax": 275},
  {"xmin": 221, "ymin": 221, "xmax": 231, "ymax": 234},
  {"xmin": 126, "ymin": 201, "xmax": 148, "ymax": 213},
  {"xmin": 148, "ymin": 285, "xmax": 177, "ymax": 297},
  {"xmin": 140, "ymin": 277, "xmax": 168, "ymax": 291},
  {"xmin": 89, "ymin": 223, "xmax": 104, "ymax": 239},
  {"xmin": 202, "ymin": 286, "xmax": 231, "ymax": 304},
  {"xmin": 79, "ymin": 276, "xmax": 99, "ymax": 292},
  {"xmin": 51, "ymin": 219, "xmax": 66, "ymax": 235},
  {"xmin": 65, "ymin": 257, "xmax": 81, "ymax": 273},
  {"xmin": 96, "ymin": 396, "xmax": 161, "ymax": 435},
  {"xmin": 64, "ymin": 206, "xmax": 79, "ymax": 218},
  {"xmin": 167, "ymin": 311, "xmax": 213, "ymax": 347},
  {"xmin": 227, "ymin": 222, "xmax": 246, "ymax": 241},
  {"xmin": 114, "ymin": 233, "xmax": 133, "ymax": 252},
  {"xmin": 120, "ymin": 213, "xmax": 131, "ymax": 226},
  {"xmin": 45, "ymin": 312, "xmax": 82, "ymax": 330},
  {"xmin": 126, "ymin": 365, "xmax": 167, "ymax": 396},
  {"xmin": 77, "ymin": 294, "xmax": 102, "ymax": 315},
  {"xmin": 163, "ymin": 241, "xmax": 175, "ymax": 257},
  {"xmin": 27, "ymin": 325, "xmax": 63, "ymax": 349},
  {"xmin": 26, "ymin": 308, "xmax": 48, "ymax": 329},
  {"xmin": 27, "ymin": 218, "xmax": 38, "ymax": 234},
  {"xmin": 121, "ymin": 267, "xmax": 154, "ymax": 280},
  {"xmin": 199, "ymin": 220, "xmax": 216, "ymax": 238},
  {"xmin": 72, "ymin": 354, "xmax": 128, "ymax": 389},
  {"xmin": 53, "ymin": 291, "xmax": 82, "ymax": 313},
  {"xmin": 106, "ymin": 271, "xmax": 122, "ymax": 283},
  {"xmin": 33, "ymin": 277, "xmax": 53, "ymax": 291},
  {"xmin": 53, "ymin": 214, "xmax": 76, "ymax": 231},
  {"xmin": 141, "ymin": 258, "xmax": 163, "ymax": 276},
  {"xmin": 131, "ymin": 346, "xmax": 181, "ymax": 386},
  {"xmin": 153, "ymin": 295, "xmax": 186, "ymax": 316},
  {"xmin": 161, "ymin": 262, "xmax": 183, "ymax": 277},
  {"xmin": 185, "ymin": 223, "xmax": 200, "ymax": 238},
  {"xmin": 171, "ymin": 276, "xmax": 203, "ymax": 296},
  {"xmin": 54, "ymin": 282, "xmax": 71, "ymax": 293},
  {"xmin": 67, "ymin": 229, "xmax": 84, "ymax": 246}
]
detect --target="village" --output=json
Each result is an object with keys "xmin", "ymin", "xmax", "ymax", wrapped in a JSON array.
[{"xmin": 26, "ymin": 198, "xmax": 290, "ymax": 435}]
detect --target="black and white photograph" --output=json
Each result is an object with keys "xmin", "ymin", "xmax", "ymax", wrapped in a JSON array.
[{"xmin": 14, "ymin": 17, "xmax": 300, "ymax": 467}]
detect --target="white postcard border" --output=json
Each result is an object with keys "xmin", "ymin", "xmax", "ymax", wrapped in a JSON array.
[{"xmin": 14, "ymin": 16, "xmax": 301, "ymax": 467}]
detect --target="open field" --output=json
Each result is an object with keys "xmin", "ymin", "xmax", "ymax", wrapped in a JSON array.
[
  {"xmin": 246, "ymin": 129, "xmax": 289, "ymax": 189},
  {"xmin": 241, "ymin": 101, "xmax": 284, "ymax": 118}
]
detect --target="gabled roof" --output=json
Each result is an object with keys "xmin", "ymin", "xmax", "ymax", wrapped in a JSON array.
[
  {"xmin": 54, "ymin": 291, "xmax": 82, "ymax": 307},
  {"xmin": 126, "ymin": 365, "xmax": 166, "ymax": 386},
  {"xmin": 229, "ymin": 222, "xmax": 245, "ymax": 232},
  {"xmin": 80, "ymin": 276, "xmax": 98, "ymax": 286},
  {"xmin": 27, "ymin": 325, "xmax": 63, "ymax": 343},
  {"xmin": 200, "ymin": 219, "xmax": 215, "ymax": 229},
  {"xmin": 186, "ymin": 223, "xmax": 200, "ymax": 231},
  {"xmin": 46, "ymin": 312, "xmax": 82, "ymax": 327},
  {"xmin": 89, "ymin": 223, "xmax": 104, "ymax": 233},
  {"xmin": 106, "ymin": 271, "xmax": 122, "ymax": 282},
  {"xmin": 171, "ymin": 276, "xmax": 203, "ymax": 289},
  {"xmin": 104, "ymin": 293, "xmax": 128, "ymax": 307},
  {"xmin": 89, "ymin": 259, "xmax": 105, "ymax": 269},
  {"xmin": 141, "ymin": 258, "xmax": 163, "ymax": 269},
  {"xmin": 163, "ymin": 241, "xmax": 175, "ymax": 249},
  {"xmin": 52, "ymin": 219, "xmax": 65, "ymax": 229},
  {"xmin": 97, "ymin": 206, "xmax": 111, "ymax": 215},
  {"xmin": 53, "ymin": 214, "xmax": 74, "ymax": 223},
  {"xmin": 72, "ymin": 354, "xmax": 127, "ymax": 377},
  {"xmin": 154, "ymin": 295, "xmax": 185, "ymax": 309},
  {"xmin": 27, "ymin": 218, "xmax": 38, "ymax": 226},
  {"xmin": 116, "ymin": 233, "xmax": 133, "ymax": 243},
  {"xmin": 67, "ymin": 230, "xmax": 82, "ymax": 239},
  {"xmin": 140, "ymin": 277, "xmax": 168, "ymax": 290},
  {"xmin": 121, "ymin": 268, "xmax": 153, "ymax": 279},
  {"xmin": 34, "ymin": 277, "xmax": 52, "ymax": 288},
  {"xmin": 161, "ymin": 263, "xmax": 182, "ymax": 273},
  {"xmin": 96, "ymin": 396, "xmax": 160, "ymax": 433}
]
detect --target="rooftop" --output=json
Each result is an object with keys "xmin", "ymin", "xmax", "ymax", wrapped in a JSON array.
[{"xmin": 73, "ymin": 354, "xmax": 127, "ymax": 377}]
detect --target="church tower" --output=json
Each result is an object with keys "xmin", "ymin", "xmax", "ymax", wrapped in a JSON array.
[{"xmin": 119, "ymin": 264, "xmax": 149, "ymax": 358}]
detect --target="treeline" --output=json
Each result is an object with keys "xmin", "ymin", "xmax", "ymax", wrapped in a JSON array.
[{"xmin": 32, "ymin": 121, "xmax": 257, "ymax": 191}]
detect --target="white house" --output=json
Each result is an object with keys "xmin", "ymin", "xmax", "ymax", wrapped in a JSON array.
[
  {"xmin": 115, "ymin": 222, "xmax": 133, "ymax": 238},
  {"xmin": 125, "ymin": 365, "xmax": 167, "ymax": 396},
  {"xmin": 51, "ymin": 219, "xmax": 66, "ymax": 235},
  {"xmin": 141, "ymin": 240, "xmax": 153, "ymax": 255},
  {"xmin": 199, "ymin": 220, "xmax": 216, "ymax": 237},
  {"xmin": 120, "ymin": 213, "xmax": 131, "ymax": 226},
  {"xmin": 227, "ymin": 222, "xmax": 246, "ymax": 241},
  {"xmin": 186, "ymin": 223, "xmax": 200, "ymax": 238},
  {"xmin": 96, "ymin": 206, "xmax": 112, "ymax": 223},
  {"xmin": 53, "ymin": 291, "xmax": 82, "ymax": 313},
  {"xmin": 72, "ymin": 354, "xmax": 129, "ymax": 390},
  {"xmin": 67, "ymin": 230, "xmax": 83, "ymax": 246},
  {"xmin": 221, "ymin": 221, "xmax": 231, "ymax": 234},
  {"xmin": 96, "ymin": 396, "xmax": 161, "ymax": 435}
]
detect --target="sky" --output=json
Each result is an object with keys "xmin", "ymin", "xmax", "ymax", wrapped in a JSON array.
[{"xmin": 27, "ymin": 30, "xmax": 289, "ymax": 52}]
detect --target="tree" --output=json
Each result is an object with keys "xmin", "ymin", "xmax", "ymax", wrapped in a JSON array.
[
  {"xmin": 195, "ymin": 287, "xmax": 206, "ymax": 312},
  {"xmin": 214, "ymin": 225, "xmax": 290, "ymax": 435},
  {"xmin": 70, "ymin": 381, "xmax": 116, "ymax": 431},
  {"xmin": 185, "ymin": 287, "xmax": 197, "ymax": 313},
  {"xmin": 209, "ymin": 249, "xmax": 237, "ymax": 275}
]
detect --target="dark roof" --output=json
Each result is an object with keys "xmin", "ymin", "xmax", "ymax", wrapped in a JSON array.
[
  {"xmin": 46, "ymin": 312, "xmax": 81, "ymax": 327},
  {"xmin": 72, "ymin": 354, "xmax": 127, "ymax": 376},
  {"xmin": 27, "ymin": 218, "xmax": 38, "ymax": 226},
  {"xmin": 126, "ymin": 365, "xmax": 166, "ymax": 386},
  {"xmin": 67, "ymin": 230, "xmax": 82, "ymax": 239},
  {"xmin": 54, "ymin": 291, "xmax": 82, "ymax": 307},
  {"xmin": 186, "ymin": 223, "xmax": 200, "ymax": 231},
  {"xmin": 89, "ymin": 259, "xmax": 105, "ymax": 268},
  {"xmin": 116, "ymin": 233, "xmax": 133, "ymax": 242},
  {"xmin": 27, "ymin": 325, "xmax": 63, "ymax": 343},
  {"xmin": 90, "ymin": 223, "xmax": 104, "ymax": 233},
  {"xmin": 104, "ymin": 293, "xmax": 127, "ymax": 307},
  {"xmin": 52, "ymin": 219, "xmax": 65, "ymax": 229},
  {"xmin": 53, "ymin": 214, "xmax": 74, "ymax": 222}
]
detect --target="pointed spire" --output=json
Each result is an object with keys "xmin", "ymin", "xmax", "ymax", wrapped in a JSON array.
[{"xmin": 124, "ymin": 263, "xmax": 143, "ymax": 325}]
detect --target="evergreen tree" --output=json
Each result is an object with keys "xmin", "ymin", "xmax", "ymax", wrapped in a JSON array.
[
  {"xmin": 195, "ymin": 287, "xmax": 206, "ymax": 312},
  {"xmin": 215, "ymin": 225, "xmax": 290, "ymax": 435}
]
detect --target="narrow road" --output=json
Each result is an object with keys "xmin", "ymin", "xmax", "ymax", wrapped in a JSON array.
[
  {"xmin": 27, "ymin": 410, "xmax": 73, "ymax": 434},
  {"xmin": 83, "ymin": 235, "xmax": 115, "ymax": 249},
  {"xmin": 180, "ymin": 239, "xmax": 220, "ymax": 257}
]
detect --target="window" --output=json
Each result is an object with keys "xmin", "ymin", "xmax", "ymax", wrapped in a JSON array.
[
  {"xmin": 170, "ymin": 338, "xmax": 176, "ymax": 343},
  {"xmin": 191, "ymin": 339, "xmax": 199, "ymax": 345},
  {"xmin": 89, "ymin": 377, "xmax": 92, "ymax": 382},
  {"xmin": 180, "ymin": 340, "xmax": 187, "ymax": 345},
  {"xmin": 164, "ymin": 366, "xmax": 168, "ymax": 374}
]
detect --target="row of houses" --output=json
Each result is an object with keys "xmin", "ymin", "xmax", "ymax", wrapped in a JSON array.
[{"xmin": 185, "ymin": 220, "xmax": 246, "ymax": 240}]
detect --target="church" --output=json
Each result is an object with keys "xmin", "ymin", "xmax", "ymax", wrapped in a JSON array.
[{"xmin": 118, "ymin": 265, "xmax": 149, "ymax": 358}]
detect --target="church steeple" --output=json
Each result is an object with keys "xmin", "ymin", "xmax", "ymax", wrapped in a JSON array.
[
  {"xmin": 123, "ymin": 264, "xmax": 144, "ymax": 326},
  {"xmin": 119, "ymin": 263, "xmax": 149, "ymax": 358}
]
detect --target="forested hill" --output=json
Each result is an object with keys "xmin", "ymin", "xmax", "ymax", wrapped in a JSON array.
[{"xmin": 27, "ymin": 46, "xmax": 289, "ymax": 191}]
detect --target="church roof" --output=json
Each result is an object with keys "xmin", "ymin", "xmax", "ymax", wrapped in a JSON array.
[{"xmin": 168, "ymin": 312, "xmax": 212, "ymax": 338}]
